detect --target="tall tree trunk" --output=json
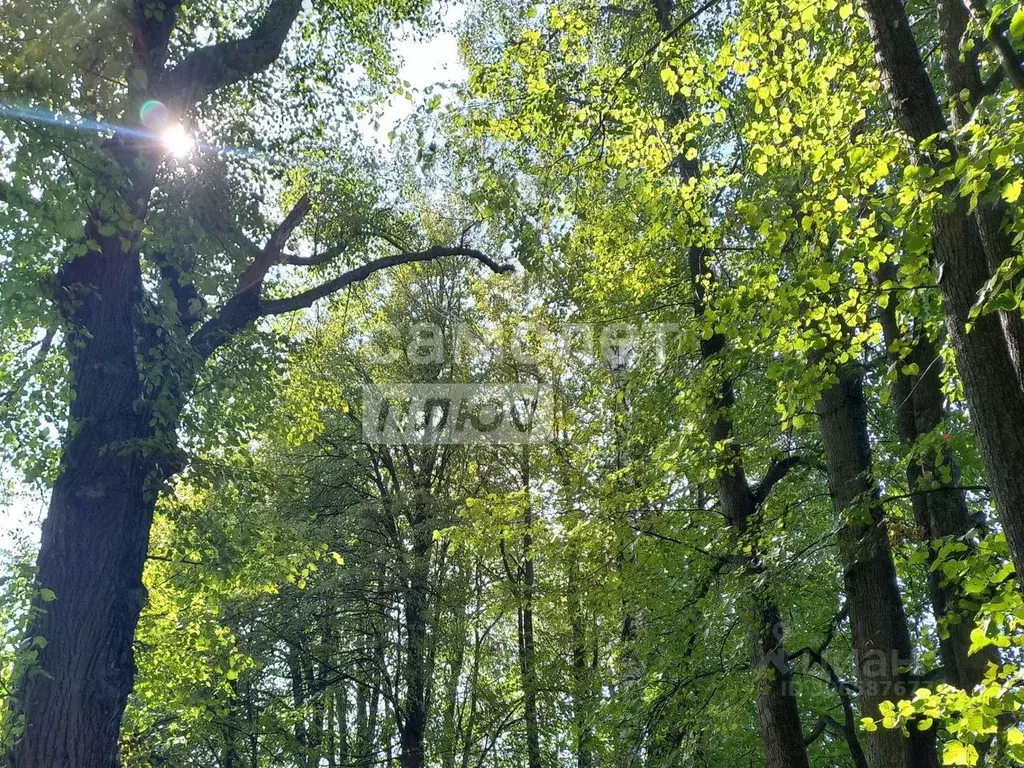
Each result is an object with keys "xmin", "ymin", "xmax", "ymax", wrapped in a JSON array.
[
  {"xmin": 816, "ymin": 369, "xmax": 938, "ymax": 768},
  {"xmin": 399, "ymin": 506, "xmax": 433, "ymax": 768},
  {"xmin": 307, "ymin": 658, "xmax": 324, "ymax": 768},
  {"xmin": 289, "ymin": 643, "xmax": 309, "ymax": 768},
  {"xmin": 939, "ymin": 0, "xmax": 1024, "ymax": 388},
  {"xmin": 878, "ymin": 289, "xmax": 995, "ymax": 689},
  {"xmin": 337, "ymin": 680, "xmax": 349, "ymax": 768},
  {"xmin": 859, "ymin": 0, "xmax": 1024, "ymax": 580},
  {"xmin": 441, "ymin": 596, "xmax": 467, "ymax": 768},
  {"xmin": 688, "ymin": 246, "xmax": 809, "ymax": 768},
  {"xmin": 6, "ymin": 240, "xmax": 162, "ymax": 768},
  {"xmin": 3, "ymin": 2, "xmax": 309, "ymax": 764},
  {"xmin": 519, "ymin": 447, "xmax": 542, "ymax": 768},
  {"xmin": 569, "ymin": 559, "xmax": 595, "ymax": 768},
  {"xmin": 326, "ymin": 684, "xmax": 337, "ymax": 768},
  {"xmin": 244, "ymin": 677, "xmax": 259, "ymax": 768}
]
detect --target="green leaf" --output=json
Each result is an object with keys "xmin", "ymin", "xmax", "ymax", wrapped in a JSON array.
[
  {"xmin": 1010, "ymin": 8, "xmax": 1024, "ymax": 40},
  {"xmin": 1002, "ymin": 178, "xmax": 1022, "ymax": 204},
  {"xmin": 942, "ymin": 740, "xmax": 978, "ymax": 766}
]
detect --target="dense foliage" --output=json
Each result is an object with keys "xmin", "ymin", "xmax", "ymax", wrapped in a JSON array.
[{"xmin": 3, "ymin": 0, "xmax": 1024, "ymax": 766}]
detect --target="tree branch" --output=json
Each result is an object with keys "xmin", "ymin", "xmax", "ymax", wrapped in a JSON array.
[
  {"xmin": 258, "ymin": 246, "xmax": 514, "ymax": 318},
  {"xmin": 751, "ymin": 455, "xmax": 803, "ymax": 506},
  {"xmin": 190, "ymin": 245, "xmax": 513, "ymax": 361},
  {"xmin": 0, "ymin": 328, "xmax": 55, "ymax": 406},
  {"xmin": 157, "ymin": 0, "xmax": 304, "ymax": 107},
  {"xmin": 286, "ymin": 242, "xmax": 349, "ymax": 267},
  {"xmin": 235, "ymin": 193, "xmax": 311, "ymax": 295},
  {"xmin": 803, "ymin": 714, "xmax": 847, "ymax": 747},
  {"xmin": 964, "ymin": 0, "xmax": 1024, "ymax": 92}
]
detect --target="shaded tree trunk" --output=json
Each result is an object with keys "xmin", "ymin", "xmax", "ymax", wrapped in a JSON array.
[
  {"xmin": 289, "ymin": 644, "xmax": 309, "ymax": 768},
  {"xmin": 859, "ymin": 0, "xmax": 1024, "ymax": 581},
  {"xmin": 569, "ymin": 560, "xmax": 595, "ymax": 768},
  {"xmin": 816, "ymin": 369, "xmax": 938, "ymax": 768},
  {"xmin": 3, "ymin": 2, "xmax": 317, "ymax": 765},
  {"xmin": 877, "ymin": 286, "xmax": 995, "ymax": 689},
  {"xmin": 519, "ymin": 447, "xmax": 542, "ymax": 768},
  {"xmin": 688, "ymin": 246, "xmax": 809, "ymax": 768},
  {"xmin": 7, "ymin": 232, "xmax": 163, "ymax": 768},
  {"xmin": 399, "ymin": 505, "xmax": 433, "ymax": 768},
  {"xmin": 939, "ymin": 0, "xmax": 1024, "ymax": 388}
]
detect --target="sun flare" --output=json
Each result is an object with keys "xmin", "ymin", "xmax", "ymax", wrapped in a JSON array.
[{"xmin": 160, "ymin": 123, "xmax": 193, "ymax": 158}]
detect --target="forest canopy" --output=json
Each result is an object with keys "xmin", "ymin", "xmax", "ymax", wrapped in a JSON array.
[{"xmin": 2, "ymin": 0, "xmax": 1024, "ymax": 766}]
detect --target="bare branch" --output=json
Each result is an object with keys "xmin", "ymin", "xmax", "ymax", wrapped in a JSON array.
[
  {"xmin": 803, "ymin": 715, "xmax": 846, "ymax": 747},
  {"xmin": 190, "ymin": 245, "xmax": 513, "ymax": 361},
  {"xmin": 235, "ymin": 194, "xmax": 311, "ymax": 295},
  {"xmin": 751, "ymin": 455, "xmax": 803, "ymax": 506},
  {"xmin": 258, "ymin": 246, "xmax": 514, "ymax": 318},
  {"xmin": 157, "ymin": 0, "xmax": 304, "ymax": 107}
]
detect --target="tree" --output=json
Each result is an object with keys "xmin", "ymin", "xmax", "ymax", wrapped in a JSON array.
[{"xmin": 0, "ymin": 1, "xmax": 510, "ymax": 764}]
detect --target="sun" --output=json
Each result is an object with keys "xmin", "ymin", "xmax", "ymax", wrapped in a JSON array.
[{"xmin": 160, "ymin": 123, "xmax": 193, "ymax": 158}]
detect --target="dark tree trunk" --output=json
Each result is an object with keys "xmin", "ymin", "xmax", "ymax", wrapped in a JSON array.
[
  {"xmin": 569, "ymin": 560, "xmax": 595, "ymax": 768},
  {"xmin": 337, "ymin": 680, "xmax": 349, "ymax": 768},
  {"xmin": 6, "ymin": 228, "xmax": 163, "ymax": 768},
  {"xmin": 816, "ymin": 370, "xmax": 938, "ymax": 768},
  {"xmin": 3, "ymin": 2, "xmax": 310, "ymax": 764},
  {"xmin": 440, "ymin": 605, "xmax": 466, "ymax": 768},
  {"xmin": 859, "ymin": 0, "xmax": 1024, "ymax": 580},
  {"xmin": 688, "ymin": 246, "xmax": 809, "ymax": 768},
  {"xmin": 939, "ymin": 0, "xmax": 1024, "ymax": 389},
  {"xmin": 519, "ymin": 447, "xmax": 542, "ymax": 768},
  {"xmin": 289, "ymin": 644, "xmax": 309, "ymax": 768},
  {"xmin": 877, "ymin": 275, "xmax": 995, "ymax": 689},
  {"xmin": 399, "ymin": 509, "xmax": 433, "ymax": 768}
]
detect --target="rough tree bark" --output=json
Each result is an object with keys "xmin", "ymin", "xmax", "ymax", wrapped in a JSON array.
[
  {"xmin": 939, "ymin": 0, "xmax": 1024, "ymax": 389},
  {"xmin": 816, "ymin": 368, "xmax": 938, "ymax": 768},
  {"xmin": 859, "ymin": 0, "xmax": 1024, "ymax": 582}
]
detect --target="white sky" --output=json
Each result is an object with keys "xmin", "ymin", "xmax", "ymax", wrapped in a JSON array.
[{"xmin": 0, "ymin": 10, "xmax": 469, "ymax": 558}]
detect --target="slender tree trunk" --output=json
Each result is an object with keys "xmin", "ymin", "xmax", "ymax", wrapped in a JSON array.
[
  {"xmin": 877, "ymin": 274, "xmax": 994, "ymax": 689},
  {"xmin": 289, "ymin": 644, "xmax": 309, "ymax": 768},
  {"xmin": 688, "ymin": 246, "xmax": 809, "ymax": 768},
  {"xmin": 569, "ymin": 559, "xmax": 595, "ymax": 768},
  {"xmin": 859, "ymin": 0, "xmax": 1024, "ymax": 580},
  {"xmin": 307, "ymin": 659, "xmax": 324, "ymax": 768},
  {"xmin": 441, "ymin": 599, "xmax": 467, "ymax": 768},
  {"xmin": 518, "ymin": 447, "xmax": 542, "ymax": 768},
  {"xmin": 400, "ymin": 507, "xmax": 433, "ymax": 768},
  {"xmin": 326, "ymin": 684, "xmax": 337, "ymax": 768},
  {"xmin": 244, "ymin": 678, "xmax": 259, "ymax": 768},
  {"xmin": 461, "ymin": 567, "xmax": 485, "ymax": 768},
  {"xmin": 816, "ymin": 369, "xmax": 938, "ymax": 768},
  {"xmin": 338, "ymin": 679, "xmax": 350, "ymax": 767}
]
